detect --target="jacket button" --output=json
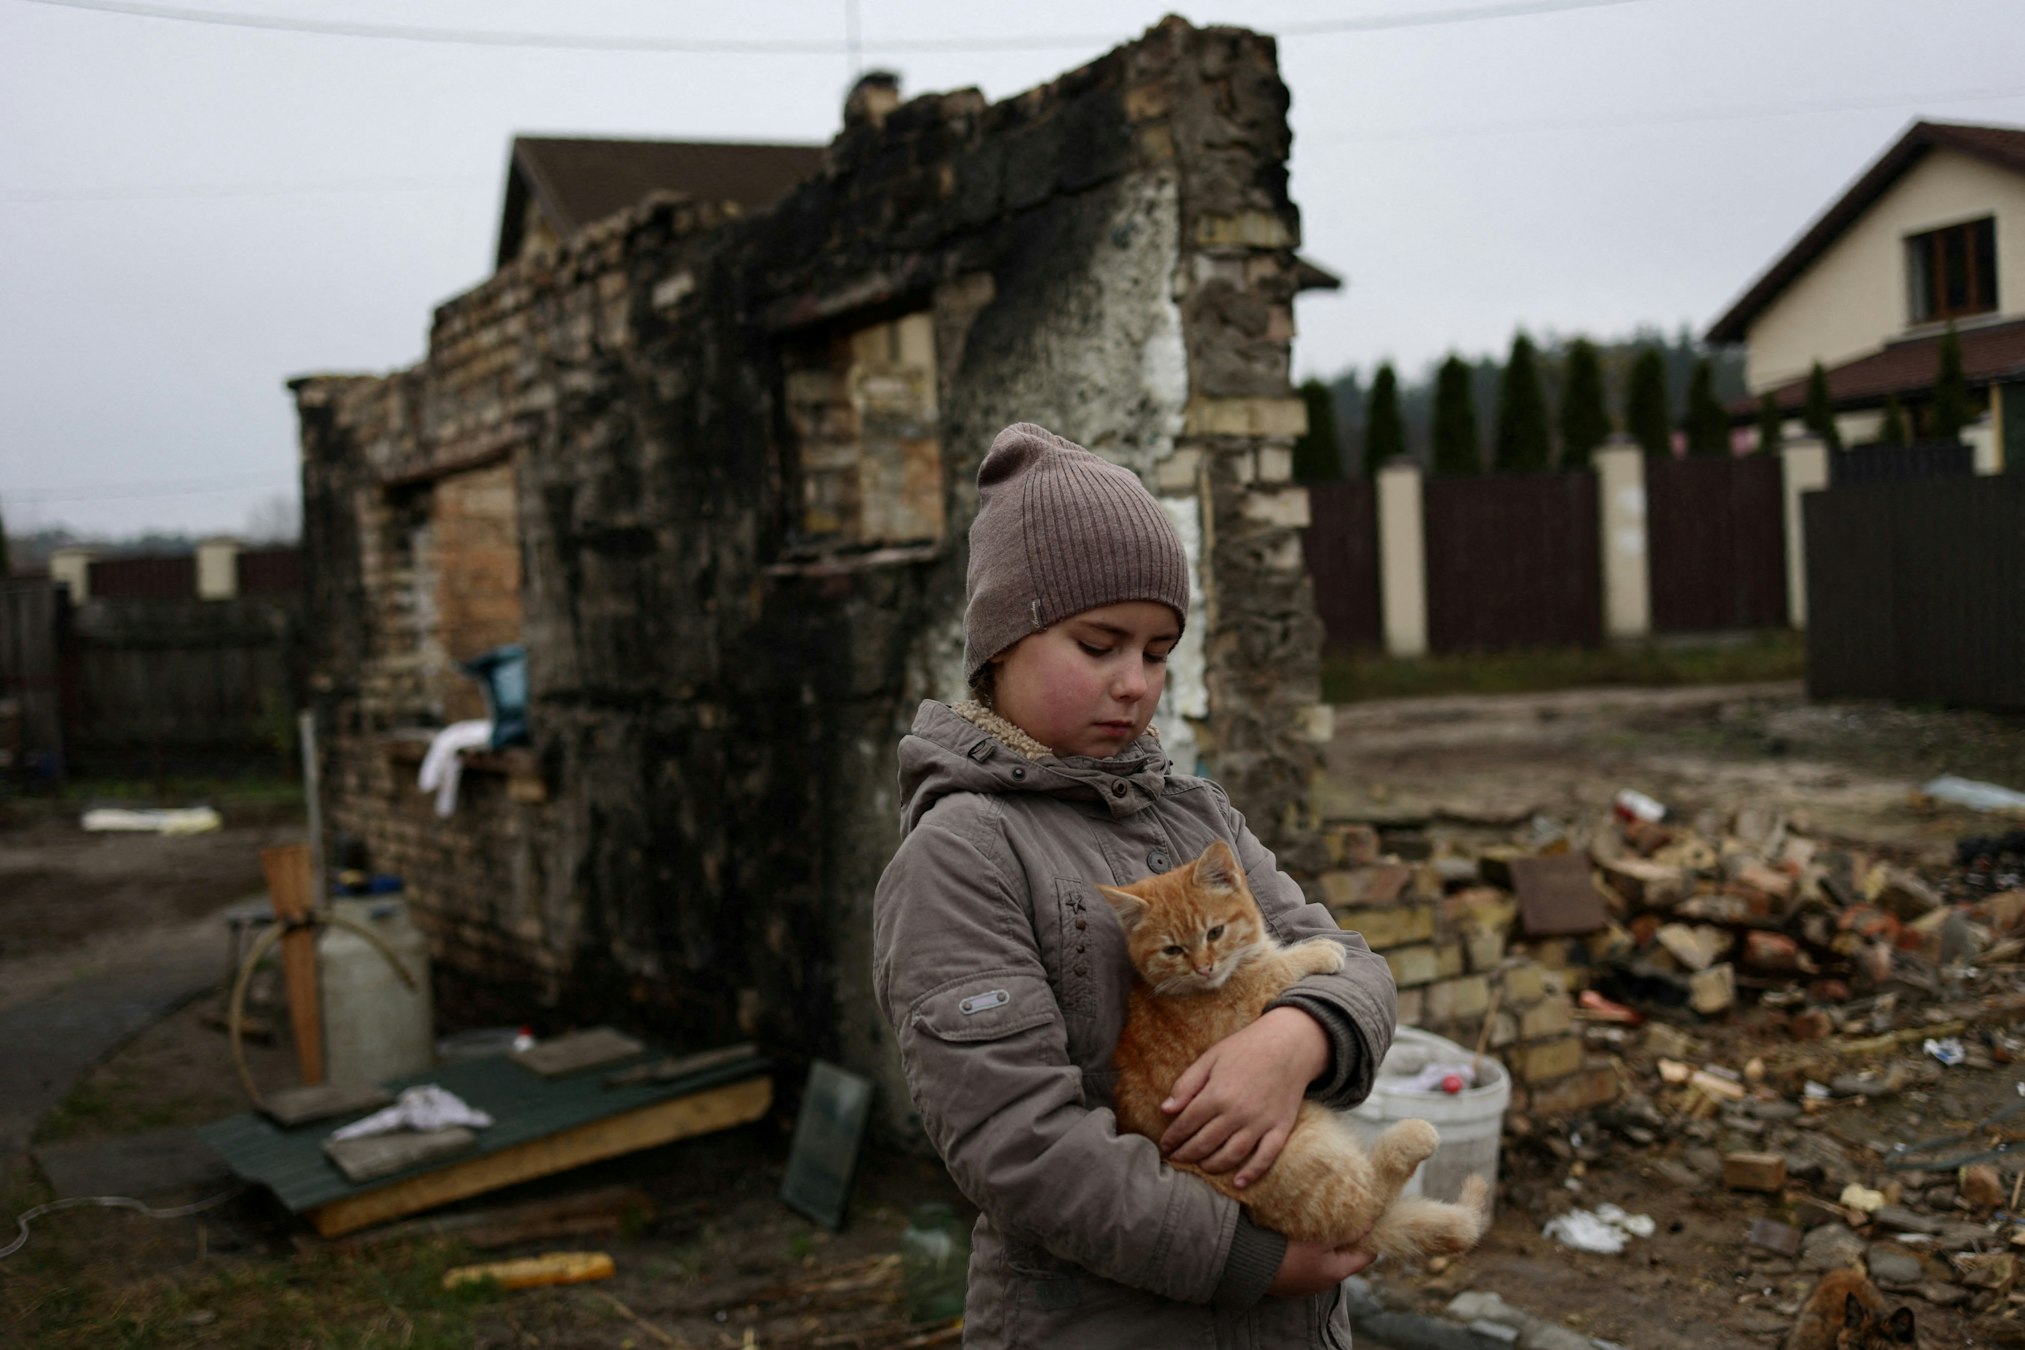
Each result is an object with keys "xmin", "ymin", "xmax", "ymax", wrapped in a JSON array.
[
  {"xmin": 1148, "ymin": 850, "xmax": 1169, "ymax": 872},
  {"xmin": 1011, "ymin": 766, "xmax": 1026, "ymax": 780},
  {"xmin": 1074, "ymin": 918, "xmax": 1087, "ymax": 930},
  {"xmin": 1111, "ymin": 782, "xmax": 1128, "ymax": 798}
]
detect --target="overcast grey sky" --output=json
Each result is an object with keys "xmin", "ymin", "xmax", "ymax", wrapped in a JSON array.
[{"xmin": 4, "ymin": 0, "xmax": 2024, "ymax": 539}]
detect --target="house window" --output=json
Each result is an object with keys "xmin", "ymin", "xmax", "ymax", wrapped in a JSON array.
[
  {"xmin": 781, "ymin": 312, "xmax": 944, "ymax": 554},
  {"xmin": 1906, "ymin": 217, "xmax": 1996, "ymax": 324}
]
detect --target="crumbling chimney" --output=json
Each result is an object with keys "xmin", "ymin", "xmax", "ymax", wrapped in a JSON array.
[{"xmin": 844, "ymin": 71, "xmax": 901, "ymax": 131}]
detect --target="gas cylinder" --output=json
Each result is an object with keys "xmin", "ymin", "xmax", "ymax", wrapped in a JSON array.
[{"xmin": 319, "ymin": 896, "xmax": 435, "ymax": 1088}]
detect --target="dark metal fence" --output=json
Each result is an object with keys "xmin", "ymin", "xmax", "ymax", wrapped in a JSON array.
[
  {"xmin": 1646, "ymin": 454, "xmax": 1788, "ymax": 633},
  {"xmin": 1829, "ymin": 440, "xmax": 1973, "ymax": 487},
  {"xmin": 1424, "ymin": 471, "xmax": 1601, "ymax": 653},
  {"xmin": 1804, "ymin": 474, "xmax": 2025, "ymax": 710},
  {"xmin": 1302, "ymin": 480, "xmax": 1382, "ymax": 651},
  {"xmin": 89, "ymin": 554, "xmax": 196, "ymax": 600}
]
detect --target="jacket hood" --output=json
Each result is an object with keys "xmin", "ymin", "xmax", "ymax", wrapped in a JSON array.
[{"xmin": 896, "ymin": 700, "xmax": 1172, "ymax": 836}]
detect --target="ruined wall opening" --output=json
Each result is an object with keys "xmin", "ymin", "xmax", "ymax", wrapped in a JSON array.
[{"xmin": 780, "ymin": 309, "xmax": 944, "ymax": 561}]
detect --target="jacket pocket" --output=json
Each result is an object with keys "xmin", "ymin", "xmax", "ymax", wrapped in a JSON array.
[{"xmin": 908, "ymin": 971, "xmax": 1057, "ymax": 1043}]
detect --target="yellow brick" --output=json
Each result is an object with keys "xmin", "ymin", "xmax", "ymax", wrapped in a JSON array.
[
  {"xmin": 1343, "ymin": 904, "xmax": 1435, "ymax": 951},
  {"xmin": 1519, "ymin": 998, "xmax": 1574, "ymax": 1041},
  {"xmin": 1193, "ymin": 210, "xmax": 1296, "ymax": 249},
  {"xmin": 1382, "ymin": 945, "xmax": 1439, "ymax": 988},
  {"xmin": 1184, "ymin": 396, "xmax": 1307, "ymax": 439},
  {"xmin": 1513, "ymin": 1036, "xmax": 1583, "ymax": 1084}
]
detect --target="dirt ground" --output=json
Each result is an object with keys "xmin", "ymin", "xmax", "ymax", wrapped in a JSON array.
[{"xmin": 4, "ymin": 681, "xmax": 2024, "ymax": 1348}]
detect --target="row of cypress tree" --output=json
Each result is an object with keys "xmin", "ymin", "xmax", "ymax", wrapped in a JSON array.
[
  {"xmin": 1295, "ymin": 333, "xmax": 1739, "ymax": 480},
  {"xmin": 1298, "ymin": 324, "xmax": 1975, "ymax": 481}
]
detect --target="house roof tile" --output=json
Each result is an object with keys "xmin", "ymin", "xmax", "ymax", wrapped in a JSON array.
[
  {"xmin": 1730, "ymin": 316, "xmax": 2025, "ymax": 416},
  {"xmin": 496, "ymin": 136, "xmax": 825, "ymax": 269}
]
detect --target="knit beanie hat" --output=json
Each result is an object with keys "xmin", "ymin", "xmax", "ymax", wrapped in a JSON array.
[{"xmin": 964, "ymin": 422, "xmax": 1190, "ymax": 685}]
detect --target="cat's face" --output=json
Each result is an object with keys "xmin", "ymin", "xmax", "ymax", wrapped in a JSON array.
[{"xmin": 1099, "ymin": 840, "xmax": 1269, "ymax": 994}]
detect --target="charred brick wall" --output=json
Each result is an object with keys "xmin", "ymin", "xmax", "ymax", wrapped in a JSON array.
[{"xmin": 293, "ymin": 17, "xmax": 1326, "ymax": 1121}]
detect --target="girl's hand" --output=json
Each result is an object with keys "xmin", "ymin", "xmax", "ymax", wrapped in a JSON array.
[
  {"xmin": 1267, "ymin": 1238, "xmax": 1376, "ymax": 1297},
  {"xmin": 1157, "ymin": 1006, "xmax": 1330, "ymax": 1187}
]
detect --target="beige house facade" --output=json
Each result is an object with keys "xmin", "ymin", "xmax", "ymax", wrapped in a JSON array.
[{"xmin": 1708, "ymin": 120, "xmax": 2025, "ymax": 468}]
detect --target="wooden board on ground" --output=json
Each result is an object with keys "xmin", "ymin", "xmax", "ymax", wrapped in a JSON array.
[
  {"xmin": 198, "ymin": 1047, "xmax": 771, "ymax": 1237},
  {"xmin": 264, "ymin": 1082, "xmax": 394, "ymax": 1127},
  {"xmin": 323, "ymin": 1126, "xmax": 475, "ymax": 1183},
  {"xmin": 511, "ymin": 1027, "xmax": 644, "ymax": 1078},
  {"xmin": 325, "ymin": 1183, "xmax": 653, "ymax": 1251}
]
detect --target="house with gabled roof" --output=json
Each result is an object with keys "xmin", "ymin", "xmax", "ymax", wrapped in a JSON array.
[
  {"xmin": 1707, "ymin": 118, "xmax": 2025, "ymax": 469},
  {"xmin": 495, "ymin": 135, "xmax": 827, "ymax": 270}
]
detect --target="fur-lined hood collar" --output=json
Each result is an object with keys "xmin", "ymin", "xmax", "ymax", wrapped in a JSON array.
[{"xmin": 895, "ymin": 700, "xmax": 1171, "ymax": 836}]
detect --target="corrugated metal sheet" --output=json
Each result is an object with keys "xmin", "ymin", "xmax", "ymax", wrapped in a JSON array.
[
  {"xmin": 1302, "ymin": 480, "xmax": 1382, "ymax": 651},
  {"xmin": 1830, "ymin": 441, "xmax": 1974, "ymax": 487},
  {"xmin": 1805, "ymin": 474, "xmax": 2025, "ymax": 710},
  {"xmin": 199, "ymin": 1049, "xmax": 769, "ymax": 1214},
  {"xmin": 1424, "ymin": 471, "xmax": 1601, "ymax": 653},
  {"xmin": 1647, "ymin": 454, "xmax": 1788, "ymax": 633}
]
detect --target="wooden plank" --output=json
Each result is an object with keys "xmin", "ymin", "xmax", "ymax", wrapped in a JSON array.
[
  {"xmin": 305, "ymin": 1075, "xmax": 772, "ymax": 1237},
  {"xmin": 261, "ymin": 842, "xmax": 322, "ymax": 1085},
  {"xmin": 324, "ymin": 1127, "xmax": 476, "ymax": 1183},
  {"xmin": 512, "ymin": 1026, "xmax": 644, "ymax": 1078},
  {"xmin": 263, "ymin": 1082, "xmax": 393, "ymax": 1127}
]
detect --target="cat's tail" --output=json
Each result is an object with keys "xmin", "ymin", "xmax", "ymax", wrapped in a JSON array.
[{"xmin": 1360, "ymin": 1174, "xmax": 1492, "ymax": 1263}]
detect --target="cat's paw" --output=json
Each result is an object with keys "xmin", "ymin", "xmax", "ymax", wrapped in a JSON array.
[
  {"xmin": 1382, "ymin": 1118, "xmax": 1440, "ymax": 1166},
  {"xmin": 1293, "ymin": 938, "xmax": 1347, "ymax": 975}
]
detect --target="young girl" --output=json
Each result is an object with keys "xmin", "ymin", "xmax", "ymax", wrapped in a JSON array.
[{"xmin": 873, "ymin": 423, "xmax": 1398, "ymax": 1346}]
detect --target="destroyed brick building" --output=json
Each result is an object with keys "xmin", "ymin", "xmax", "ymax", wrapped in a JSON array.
[{"xmin": 291, "ymin": 18, "xmax": 1336, "ymax": 1124}]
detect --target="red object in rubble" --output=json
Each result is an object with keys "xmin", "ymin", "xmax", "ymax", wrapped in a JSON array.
[{"xmin": 1578, "ymin": 989, "xmax": 1645, "ymax": 1025}]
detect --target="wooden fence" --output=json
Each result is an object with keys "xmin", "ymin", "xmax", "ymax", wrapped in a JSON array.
[
  {"xmin": 1804, "ymin": 474, "xmax": 2025, "ymax": 710},
  {"xmin": 1646, "ymin": 454, "xmax": 1787, "ymax": 633},
  {"xmin": 1300, "ymin": 481, "xmax": 1382, "ymax": 651},
  {"xmin": 1424, "ymin": 471, "xmax": 1601, "ymax": 653},
  {"xmin": 0, "ymin": 551, "xmax": 304, "ymax": 780}
]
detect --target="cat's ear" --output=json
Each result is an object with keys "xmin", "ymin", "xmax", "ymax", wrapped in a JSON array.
[
  {"xmin": 1191, "ymin": 839, "xmax": 1244, "ymax": 894},
  {"xmin": 1884, "ymin": 1307, "xmax": 1914, "ymax": 1342},
  {"xmin": 1097, "ymin": 885, "xmax": 1149, "ymax": 930},
  {"xmin": 1843, "ymin": 1293, "xmax": 1868, "ymax": 1327}
]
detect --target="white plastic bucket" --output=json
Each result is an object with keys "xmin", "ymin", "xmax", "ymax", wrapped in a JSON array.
[
  {"xmin": 320, "ymin": 897, "xmax": 435, "ymax": 1089},
  {"xmin": 1345, "ymin": 1026, "xmax": 1508, "ymax": 1215}
]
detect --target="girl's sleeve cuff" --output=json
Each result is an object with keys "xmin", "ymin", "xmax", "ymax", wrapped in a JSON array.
[{"xmin": 1211, "ymin": 1212, "xmax": 1287, "ymax": 1309}]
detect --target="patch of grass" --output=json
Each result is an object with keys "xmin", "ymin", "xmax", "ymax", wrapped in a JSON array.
[
  {"xmin": 1321, "ymin": 630, "xmax": 1807, "ymax": 703},
  {"xmin": 6, "ymin": 1234, "xmax": 502, "ymax": 1349},
  {"xmin": 32, "ymin": 1076, "xmax": 206, "ymax": 1146}
]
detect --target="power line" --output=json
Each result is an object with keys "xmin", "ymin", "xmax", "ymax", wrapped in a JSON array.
[
  {"xmin": 1311, "ymin": 81, "xmax": 2025, "ymax": 144},
  {"xmin": 6, "ymin": 471, "xmax": 294, "ymax": 504},
  {"xmin": 0, "ymin": 173, "xmax": 489, "ymax": 203},
  {"xmin": 19, "ymin": 0, "xmax": 1648, "ymax": 55}
]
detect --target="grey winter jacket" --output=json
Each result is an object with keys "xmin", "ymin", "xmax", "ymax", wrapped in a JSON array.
[{"xmin": 872, "ymin": 700, "xmax": 1398, "ymax": 1348}]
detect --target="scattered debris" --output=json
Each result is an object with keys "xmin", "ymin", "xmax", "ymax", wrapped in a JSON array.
[
  {"xmin": 1542, "ymin": 1204, "xmax": 1655, "ymax": 1254},
  {"xmin": 441, "ymin": 1250, "xmax": 615, "ymax": 1292},
  {"xmin": 79, "ymin": 806, "xmax": 222, "ymax": 834}
]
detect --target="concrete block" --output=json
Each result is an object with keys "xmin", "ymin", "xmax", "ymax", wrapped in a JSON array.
[
  {"xmin": 1423, "ymin": 974, "xmax": 1491, "ymax": 1025},
  {"xmin": 1153, "ymin": 446, "xmax": 1202, "ymax": 493},
  {"xmin": 1518, "ymin": 998, "xmax": 1574, "ymax": 1040},
  {"xmin": 1345, "ymin": 904, "xmax": 1436, "ymax": 951},
  {"xmin": 1238, "ymin": 487, "xmax": 1311, "ymax": 528},
  {"xmin": 1383, "ymin": 945, "xmax": 1439, "ymax": 988},
  {"xmin": 1513, "ymin": 1036, "xmax": 1583, "ymax": 1084},
  {"xmin": 1394, "ymin": 985, "xmax": 1424, "ymax": 1027},
  {"xmin": 1523, "ymin": 1059, "xmax": 1619, "ymax": 1117},
  {"xmin": 1184, "ymin": 395, "xmax": 1306, "ymax": 439},
  {"xmin": 1192, "ymin": 210, "xmax": 1295, "ymax": 250},
  {"xmin": 1256, "ymin": 446, "xmax": 1294, "ymax": 483},
  {"xmin": 1498, "ymin": 963, "xmax": 1549, "ymax": 1008}
]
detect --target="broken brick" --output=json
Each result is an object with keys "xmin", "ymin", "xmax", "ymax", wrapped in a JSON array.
[{"xmin": 1722, "ymin": 1152, "xmax": 1788, "ymax": 1193}]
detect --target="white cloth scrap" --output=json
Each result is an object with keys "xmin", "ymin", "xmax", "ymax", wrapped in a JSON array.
[
  {"xmin": 81, "ymin": 807, "xmax": 222, "ymax": 835},
  {"xmin": 329, "ymin": 1085, "xmax": 495, "ymax": 1141},
  {"xmin": 1542, "ymin": 1204, "xmax": 1655, "ymax": 1254},
  {"xmin": 417, "ymin": 720, "xmax": 494, "ymax": 818}
]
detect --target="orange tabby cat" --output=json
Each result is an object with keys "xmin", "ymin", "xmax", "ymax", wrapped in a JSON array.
[
  {"xmin": 1099, "ymin": 839, "xmax": 1491, "ymax": 1261},
  {"xmin": 1783, "ymin": 1270, "xmax": 1916, "ymax": 1350}
]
